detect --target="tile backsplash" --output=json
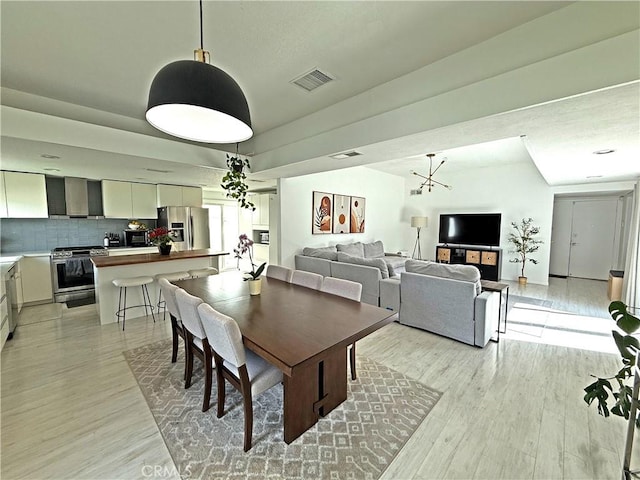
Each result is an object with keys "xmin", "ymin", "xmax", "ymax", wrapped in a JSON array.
[{"xmin": 0, "ymin": 218, "xmax": 157, "ymax": 254}]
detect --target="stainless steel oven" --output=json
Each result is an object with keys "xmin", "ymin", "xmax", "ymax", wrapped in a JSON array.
[{"xmin": 51, "ymin": 246, "xmax": 108, "ymax": 302}]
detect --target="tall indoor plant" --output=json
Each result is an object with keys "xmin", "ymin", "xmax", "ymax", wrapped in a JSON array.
[{"xmin": 507, "ymin": 217, "xmax": 542, "ymax": 285}]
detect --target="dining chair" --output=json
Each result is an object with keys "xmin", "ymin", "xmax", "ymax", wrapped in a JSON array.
[
  {"xmin": 175, "ymin": 289, "xmax": 215, "ymax": 412},
  {"xmin": 197, "ymin": 303, "xmax": 283, "ymax": 452},
  {"xmin": 290, "ymin": 270, "xmax": 323, "ymax": 290},
  {"xmin": 320, "ymin": 277, "xmax": 363, "ymax": 380},
  {"xmin": 265, "ymin": 264, "xmax": 293, "ymax": 283},
  {"xmin": 157, "ymin": 278, "xmax": 186, "ymax": 371}
]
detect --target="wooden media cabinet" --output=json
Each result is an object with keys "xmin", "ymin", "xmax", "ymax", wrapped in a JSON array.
[{"xmin": 436, "ymin": 245, "xmax": 502, "ymax": 281}]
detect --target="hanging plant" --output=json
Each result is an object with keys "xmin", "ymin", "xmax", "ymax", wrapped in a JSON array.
[{"xmin": 221, "ymin": 147, "xmax": 255, "ymax": 211}]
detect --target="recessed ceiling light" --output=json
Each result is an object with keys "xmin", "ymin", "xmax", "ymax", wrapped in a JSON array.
[
  {"xmin": 593, "ymin": 149, "xmax": 615, "ymax": 155},
  {"xmin": 43, "ymin": 168, "xmax": 60, "ymax": 172},
  {"xmin": 329, "ymin": 150, "xmax": 363, "ymax": 160},
  {"xmin": 41, "ymin": 154, "xmax": 60, "ymax": 159}
]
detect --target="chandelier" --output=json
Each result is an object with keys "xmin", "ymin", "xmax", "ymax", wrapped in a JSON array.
[{"xmin": 411, "ymin": 153, "xmax": 452, "ymax": 193}]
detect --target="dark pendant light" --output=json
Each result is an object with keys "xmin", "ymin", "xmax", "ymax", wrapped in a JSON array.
[{"xmin": 146, "ymin": 0, "xmax": 253, "ymax": 143}]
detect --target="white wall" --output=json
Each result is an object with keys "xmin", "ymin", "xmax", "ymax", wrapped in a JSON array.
[
  {"xmin": 404, "ymin": 162, "xmax": 554, "ymax": 285},
  {"xmin": 278, "ymin": 167, "xmax": 405, "ymax": 268}
]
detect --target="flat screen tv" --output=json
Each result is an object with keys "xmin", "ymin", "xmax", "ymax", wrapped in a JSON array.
[{"xmin": 438, "ymin": 213, "xmax": 502, "ymax": 247}]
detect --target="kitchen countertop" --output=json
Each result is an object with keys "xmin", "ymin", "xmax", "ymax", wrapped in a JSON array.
[{"xmin": 92, "ymin": 249, "xmax": 228, "ymax": 268}]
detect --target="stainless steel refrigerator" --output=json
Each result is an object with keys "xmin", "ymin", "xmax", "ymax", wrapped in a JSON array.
[{"xmin": 157, "ymin": 206, "xmax": 210, "ymax": 251}]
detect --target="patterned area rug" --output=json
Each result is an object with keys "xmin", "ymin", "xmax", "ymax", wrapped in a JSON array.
[{"xmin": 124, "ymin": 340, "xmax": 441, "ymax": 480}]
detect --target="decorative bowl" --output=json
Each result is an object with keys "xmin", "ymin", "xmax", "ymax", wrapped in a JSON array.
[{"xmin": 128, "ymin": 223, "xmax": 140, "ymax": 230}]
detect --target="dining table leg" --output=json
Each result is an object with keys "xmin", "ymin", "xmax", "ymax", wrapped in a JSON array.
[{"xmin": 282, "ymin": 348, "xmax": 348, "ymax": 444}]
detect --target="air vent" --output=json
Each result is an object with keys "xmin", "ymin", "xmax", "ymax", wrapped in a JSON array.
[
  {"xmin": 410, "ymin": 189, "xmax": 423, "ymax": 196},
  {"xmin": 329, "ymin": 150, "xmax": 362, "ymax": 160},
  {"xmin": 145, "ymin": 168, "xmax": 172, "ymax": 173},
  {"xmin": 291, "ymin": 68, "xmax": 335, "ymax": 92}
]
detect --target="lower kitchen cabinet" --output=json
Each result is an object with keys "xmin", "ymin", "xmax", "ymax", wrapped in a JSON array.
[{"xmin": 20, "ymin": 255, "xmax": 53, "ymax": 305}]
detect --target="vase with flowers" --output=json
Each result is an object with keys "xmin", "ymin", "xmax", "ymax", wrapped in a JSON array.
[
  {"xmin": 234, "ymin": 234, "xmax": 266, "ymax": 295},
  {"xmin": 149, "ymin": 227, "xmax": 174, "ymax": 255}
]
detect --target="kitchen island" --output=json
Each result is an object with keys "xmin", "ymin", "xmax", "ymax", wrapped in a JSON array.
[{"xmin": 92, "ymin": 249, "xmax": 228, "ymax": 325}]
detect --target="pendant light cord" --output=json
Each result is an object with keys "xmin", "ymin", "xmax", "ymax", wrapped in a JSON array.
[{"xmin": 199, "ymin": 0, "xmax": 204, "ymax": 50}]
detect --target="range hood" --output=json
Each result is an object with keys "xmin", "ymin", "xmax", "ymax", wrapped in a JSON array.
[
  {"xmin": 64, "ymin": 177, "xmax": 89, "ymax": 216},
  {"xmin": 46, "ymin": 176, "xmax": 103, "ymax": 218}
]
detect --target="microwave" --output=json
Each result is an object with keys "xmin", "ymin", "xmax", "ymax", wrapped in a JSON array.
[{"xmin": 123, "ymin": 229, "xmax": 149, "ymax": 247}]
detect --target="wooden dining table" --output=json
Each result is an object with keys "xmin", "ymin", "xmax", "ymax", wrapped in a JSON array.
[{"xmin": 174, "ymin": 273, "xmax": 396, "ymax": 443}]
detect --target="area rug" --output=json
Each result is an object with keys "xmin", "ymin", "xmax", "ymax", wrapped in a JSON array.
[{"xmin": 124, "ymin": 340, "xmax": 441, "ymax": 480}]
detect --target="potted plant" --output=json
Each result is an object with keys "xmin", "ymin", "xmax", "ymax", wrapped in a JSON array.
[
  {"xmin": 584, "ymin": 301, "xmax": 639, "ymax": 477},
  {"xmin": 507, "ymin": 217, "xmax": 542, "ymax": 285},
  {"xmin": 149, "ymin": 227, "xmax": 175, "ymax": 255},
  {"xmin": 234, "ymin": 234, "xmax": 266, "ymax": 295},
  {"xmin": 221, "ymin": 153, "xmax": 255, "ymax": 211}
]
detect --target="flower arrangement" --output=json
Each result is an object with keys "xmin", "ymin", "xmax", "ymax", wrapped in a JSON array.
[
  {"xmin": 148, "ymin": 227, "xmax": 174, "ymax": 246},
  {"xmin": 234, "ymin": 234, "xmax": 266, "ymax": 280}
]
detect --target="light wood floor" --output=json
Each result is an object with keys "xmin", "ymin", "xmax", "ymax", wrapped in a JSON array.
[{"xmin": 1, "ymin": 277, "xmax": 635, "ymax": 479}]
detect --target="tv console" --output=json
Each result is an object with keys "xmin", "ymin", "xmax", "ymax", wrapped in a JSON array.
[{"xmin": 436, "ymin": 245, "xmax": 502, "ymax": 281}]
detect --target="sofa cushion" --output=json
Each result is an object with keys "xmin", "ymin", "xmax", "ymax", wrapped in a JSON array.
[
  {"xmin": 363, "ymin": 241, "xmax": 385, "ymax": 258},
  {"xmin": 405, "ymin": 259, "xmax": 481, "ymax": 294},
  {"xmin": 337, "ymin": 252, "xmax": 389, "ymax": 279},
  {"xmin": 336, "ymin": 242, "xmax": 364, "ymax": 257},
  {"xmin": 384, "ymin": 256, "xmax": 407, "ymax": 276},
  {"xmin": 302, "ymin": 246, "xmax": 338, "ymax": 261}
]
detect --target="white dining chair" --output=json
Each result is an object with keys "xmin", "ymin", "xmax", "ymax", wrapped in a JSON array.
[
  {"xmin": 175, "ymin": 289, "xmax": 215, "ymax": 412},
  {"xmin": 265, "ymin": 265, "xmax": 293, "ymax": 283},
  {"xmin": 321, "ymin": 277, "xmax": 363, "ymax": 380},
  {"xmin": 197, "ymin": 303, "xmax": 283, "ymax": 452},
  {"xmin": 158, "ymin": 278, "xmax": 187, "ymax": 373},
  {"xmin": 290, "ymin": 270, "xmax": 323, "ymax": 290}
]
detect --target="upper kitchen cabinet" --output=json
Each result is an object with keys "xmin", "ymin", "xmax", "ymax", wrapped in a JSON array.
[
  {"xmin": 251, "ymin": 194, "xmax": 270, "ymax": 227},
  {"xmin": 3, "ymin": 171, "xmax": 48, "ymax": 218},
  {"xmin": 157, "ymin": 184, "xmax": 202, "ymax": 207},
  {"xmin": 102, "ymin": 180, "xmax": 157, "ymax": 219}
]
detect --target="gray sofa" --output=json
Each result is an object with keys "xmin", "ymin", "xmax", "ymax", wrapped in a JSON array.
[
  {"xmin": 294, "ymin": 241, "xmax": 407, "ymax": 306},
  {"xmin": 381, "ymin": 260, "xmax": 499, "ymax": 347}
]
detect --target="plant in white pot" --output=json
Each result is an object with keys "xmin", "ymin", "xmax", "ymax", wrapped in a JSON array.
[
  {"xmin": 234, "ymin": 234, "xmax": 266, "ymax": 295},
  {"xmin": 507, "ymin": 217, "xmax": 542, "ymax": 285}
]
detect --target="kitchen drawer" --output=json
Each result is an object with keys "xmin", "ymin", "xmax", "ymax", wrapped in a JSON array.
[{"xmin": 1, "ymin": 313, "xmax": 9, "ymax": 351}]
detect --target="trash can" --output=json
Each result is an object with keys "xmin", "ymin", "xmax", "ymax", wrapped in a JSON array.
[{"xmin": 608, "ymin": 270, "xmax": 624, "ymax": 301}]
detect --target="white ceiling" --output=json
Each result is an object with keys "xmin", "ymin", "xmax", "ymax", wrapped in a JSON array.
[{"xmin": 0, "ymin": 1, "xmax": 638, "ymax": 190}]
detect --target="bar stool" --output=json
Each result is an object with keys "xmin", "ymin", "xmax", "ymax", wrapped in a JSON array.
[
  {"xmin": 112, "ymin": 276, "xmax": 156, "ymax": 331},
  {"xmin": 154, "ymin": 271, "xmax": 190, "ymax": 320},
  {"xmin": 188, "ymin": 267, "xmax": 219, "ymax": 279}
]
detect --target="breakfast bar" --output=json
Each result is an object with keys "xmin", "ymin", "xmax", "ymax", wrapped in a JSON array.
[{"xmin": 92, "ymin": 249, "xmax": 228, "ymax": 325}]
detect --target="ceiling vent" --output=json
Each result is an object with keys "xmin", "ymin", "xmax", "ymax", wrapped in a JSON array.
[
  {"xmin": 291, "ymin": 68, "xmax": 335, "ymax": 92},
  {"xmin": 410, "ymin": 189, "xmax": 423, "ymax": 196},
  {"xmin": 329, "ymin": 150, "xmax": 362, "ymax": 160}
]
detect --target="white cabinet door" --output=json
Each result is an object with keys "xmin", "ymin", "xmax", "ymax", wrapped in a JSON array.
[
  {"xmin": 132, "ymin": 183, "xmax": 157, "ymax": 218},
  {"xmin": 182, "ymin": 187, "xmax": 202, "ymax": 207},
  {"xmin": 260, "ymin": 194, "xmax": 269, "ymax": 225},
  {"xmin": 0, "ymin": 172, "xmax": 8, "ymax": 218},
  {"xmin": 4, "ymin": 172, "xmax": 48, "ymax": 218},
  {"xmin": 102, "ymin": 180, "xmax": 133, "ymax": 218},
  {"xmin": 20, "ymin": 256, "xmax": 53, "ymax": 304},
  {"xmin": 157, "ymin": 184, "xmax": 183, "ymax": 207}
]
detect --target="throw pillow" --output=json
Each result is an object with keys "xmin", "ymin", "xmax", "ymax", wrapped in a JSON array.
[
  {"xmin": 337, "ymin": 252, "xmax": 389, "ymax": 278},
  {"xmin": 302, "ymin": 246, "xmax": 338, "ymax": 261},
  {"xmin": 406, "ymin": 259, "xmax": 481, "ymax": 294},
  {"xmin": 336, "ymin": 242, "xmax": 364, "ymax": 257},
  {"xmin": 363, "ymin": 241, "xmax": 385, "ymax": 258}
]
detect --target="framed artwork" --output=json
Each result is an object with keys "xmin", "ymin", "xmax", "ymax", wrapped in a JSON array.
[
  {"xmin": 312, "ymin": 191, "xmax": 333, "ymax": 234},
  {"xmin": 332, "ymin": 195, "xmax": 351, "ymax": 233},
  {"xmin": 350, "ymin": 196, "xmax": 366, "ymax": 233}
]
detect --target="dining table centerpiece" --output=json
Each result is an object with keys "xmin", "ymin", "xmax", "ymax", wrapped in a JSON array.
[
  {"xmin": 234, "ymin": 234, "xmax": 266, "ymax": 295},
  {"xmin": 149, "ymin": 227, "xmax": 174, "ymax": 255}
]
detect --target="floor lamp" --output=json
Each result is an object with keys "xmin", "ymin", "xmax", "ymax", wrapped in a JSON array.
[{"xmin": 411, "ymin": 216, "xmax": 428, "ymax": 259}]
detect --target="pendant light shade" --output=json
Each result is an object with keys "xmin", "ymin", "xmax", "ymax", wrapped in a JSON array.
[
  {"xmin": 147, "ymin": 60, "xmax": 253, "ymax": 144},
  {"xmin": 146, "ymin": 1, "xmax": 252, "ymax": 144}
]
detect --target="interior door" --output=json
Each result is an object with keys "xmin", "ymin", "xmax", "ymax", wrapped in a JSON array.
[{"xmin": 568, "ymin": 199, "xmax": 618, "ymax": 280}]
